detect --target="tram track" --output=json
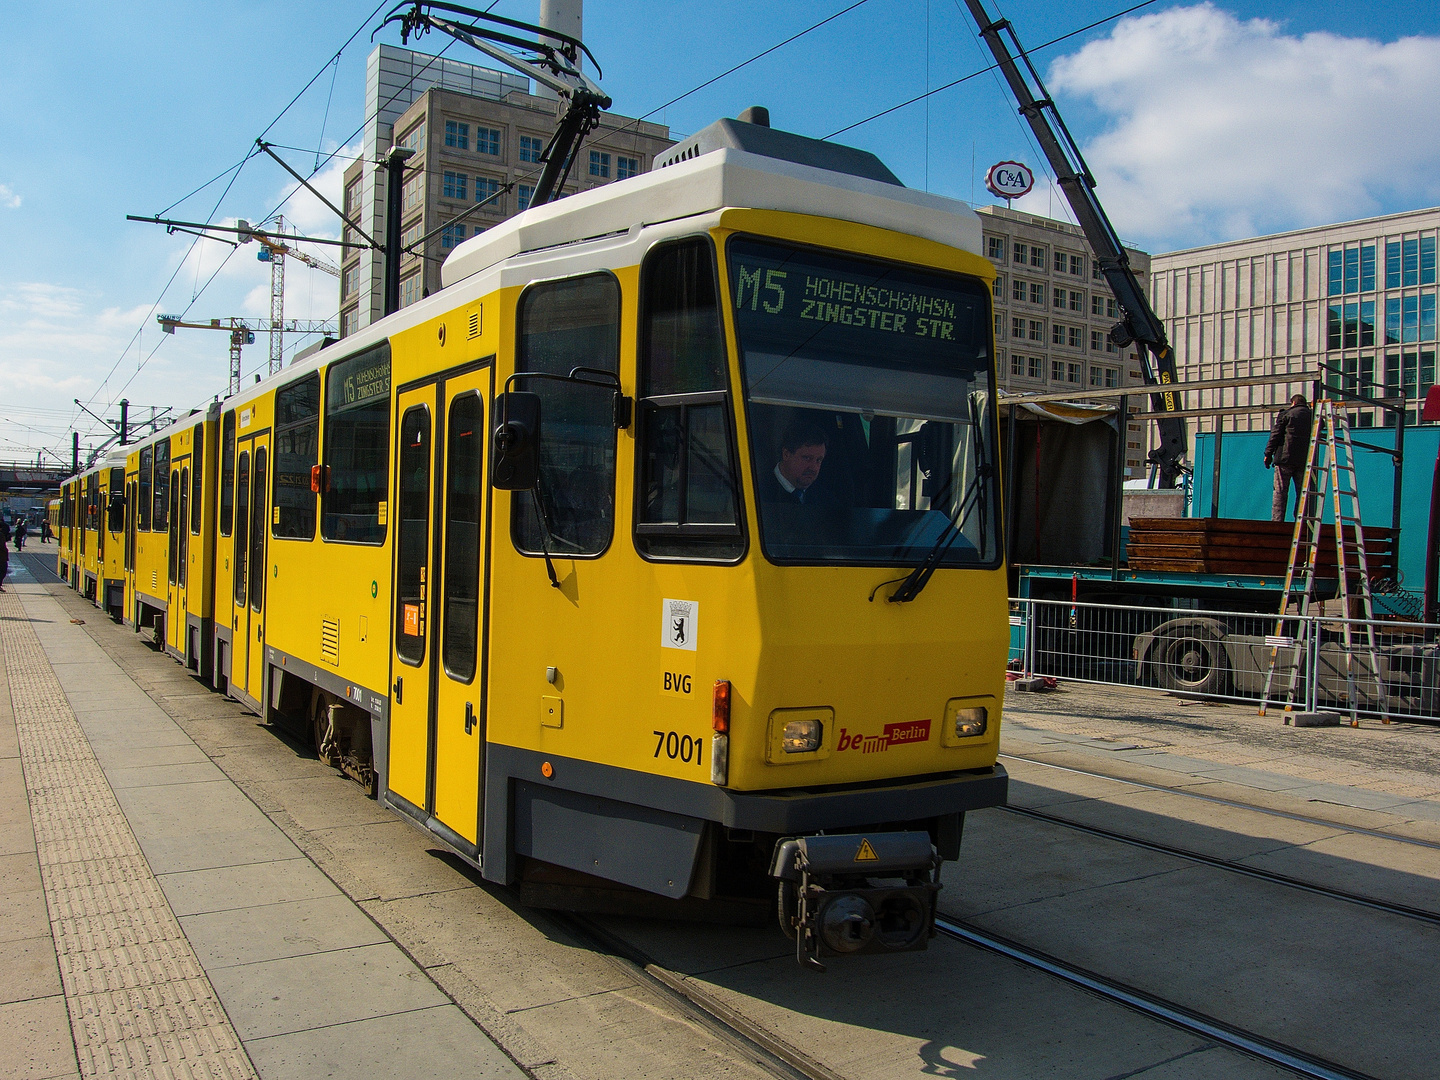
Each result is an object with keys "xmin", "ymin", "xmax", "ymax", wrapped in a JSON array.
[
  {"xmin": 1000, "ymin": 752, "xmax": 1440, "ymax": 852},
  {"xmin": 933, "ymin": 918, "xmax": 1380, "ymax": 1080}
]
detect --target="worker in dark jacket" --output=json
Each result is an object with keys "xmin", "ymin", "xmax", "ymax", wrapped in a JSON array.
[{"xmin": 1264, "ymin": 395, "xmax": 1313, "ymax": 521}]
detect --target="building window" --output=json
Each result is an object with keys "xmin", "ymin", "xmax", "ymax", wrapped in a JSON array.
[
  {"xmin": 1090, "ymin": 366, "xmax": 1104, "ymax": 387},
  {"xmin": 589, "ymin": 150, "xmax": 611, "ymax": 178},
  {"xmin": 273, "ymin": 373, "xmax": 319, "ymax": 540},
  {"xmin": 635, "ymin": 239, "xmax": 743, "ymax": 560},
  {"xmin": 1052, "ymin": 323, "xmax": 1065, "ymax": 346},
  {"xmin": 993, "ymin": 275, "xmax": 1005, "ymax": 300},
  {"xmin": 1092, "ymin": 261, "xmax": 1104, "ymax": 281},
  {"xmin": 1069, "ymin": 325, "xmax": 1083, "ymax": 348},
  {"xmin": 1361, "ymin": 299, "xmax": 1377, "ymax": 346},
  {"xmin": 441, "ymin": 223, "xmax": 467, "ymax": 249},
  {"xmin": 617, "ymin": 155, "xmax": 640, "ymax": 179},
  {"xmin": 402, "ymin": 171, "xmax": 424, "ymax": 212},
  {"xmin": 443, "ymin": 171, "xmax": 467, "ymax": 200},
  {"xmin": 1010, "ymin": 353, "xmax": 1022, "ymax": 376},
  {"xmin": 1028, "ymin": 319, "xmax": 1044, "ymax": 342},
  {"xmin": 474, "ymin": 176, "xmax": 500, "ymax": 206},
  {"xmin": 1051, "ymin": 359, "xmax": 1064, "ymax": 381},
  {"xmin": 1105, "ymin": 367, "xmax": 1119, "ymax": 388},
  {"xmin": 398, "ymin": 122, "xmax": 425, "ymax": 153},
  {"xmin": 444, "ymin": 120, "xmax": 469, "ymax": 150},
  {"xmin": 341, "ymin": 307, "xmax": 359, "ymax": 338},
  {"xmin": 1012, "ymin": 278, "xmax": 1026, "ymax": 303},
  {"xmin": 987, "ymin": 236, "xmax": 1006, "ymax": 261},
  {"xmin": 400, "ymin": 273, "xmax": 422, "ymax": 308},
  {"xmin": 994, "ymin": 313, "xmax": 1004, "ymax": 338},
  {"xmin": 1092, "ymin": 294, "xmax": 1117, "ymax": 319},
  {"xmin": 517, "ymin": 184, "xmax": 534, "ymax": 211},
  {"xmin": 513, "ymin": 273, "xmax": 621, "ymax": 556},
  {"xmin": 342, "ymin": 266, "xmax": 358, "ymax": 298},
  {"xmin": 1424, "ymin": 236, "xmax": 1438, "ymax": 285},
  {"xmin": 401, "ymin": 222, "xmax": 421, "ymax": 250},
  {"xmin": 322, "ymin": 343, "xmax": 390, "ymax": 545},
  {"xmin": 1030, "ymin": 245, "xmax": 1046, "ymax": 268},
  {"xmin": 1090, "ymin": 329, "xmax": 1118, "ymax": 353},
  {"xmin": 1361, "ymin": 244, "xmax": 1376, "ymax": 291},
  {"xmin": 1070, "ymin": 254, "xmax": 1085, "ymax": 276},
  {"xmin": 1013, "ymin": 242, "xmax": 1027, "ymax": 265},
  {"xmin": 1069, "ymin": 290, "xmax": 1084, "ymax": 312},
  {"xmin": 1029, "ymin": 282, "xmax": 1044, "ymax": 305},
  {"xmin": 476, "ymin": 126, "xmax": 500, "ymax": 156},
  {"xmin": 1054, "ymin": 250, "xmax": 1067, "ymax": 273},
  {"xmin": 1423, "ymin": 294, "xmax": 1437, "ymax": 342},
  {"xmin": 1053, "ymin": 286, "xmax": 1066, "ymax": 309},
  {"xmin": 519, "ymin": 135, "xmax": 543, "ymax": 163},
  {"xmin": 1011, "ymin": 316, "xmax": 1024, "ymax": 339},
  {"xmin": 1068, "ymin": 362, "xmax": 1082, "ymax": 384},
  {"xmin": 1386, "ymin": 241, "xmax": 1401, "ymax": 289},
  {"xmin": 1028, "ymin": 356, "xmax": 1042, "ymax": 379}
]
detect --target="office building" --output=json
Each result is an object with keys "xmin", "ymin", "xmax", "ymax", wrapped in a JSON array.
[
  {"xmin": 1148, "ymin": 206, "xmax": 1440, "ymax": 463},
  {"xmin": 979, "ymin": 205, "xmax": 1151, "ymax": 477}
]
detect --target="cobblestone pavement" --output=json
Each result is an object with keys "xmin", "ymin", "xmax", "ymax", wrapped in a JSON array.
[{"xmin": 0, "ymin": 578, "xmax": 256, "ymax": 1080}]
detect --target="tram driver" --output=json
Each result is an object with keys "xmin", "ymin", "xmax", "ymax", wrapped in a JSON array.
[{"xmin": 761, "ymin": 420, "xmax": 829, "ymax": 505}]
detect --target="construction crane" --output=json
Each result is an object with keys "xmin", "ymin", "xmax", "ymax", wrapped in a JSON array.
[
  {"xmin": 961, "ymin": 0, "xmax": 1189, "ymax": 487},
  {"xmin": 235, "ymin": 215, "xmax": 341, "ymax": 378},
  {"xmin": 157, "ymin": 314, "xmax": 337, "ymax": 396}
]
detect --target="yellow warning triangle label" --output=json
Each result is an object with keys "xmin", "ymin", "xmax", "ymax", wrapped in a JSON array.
[{"xmin": 854, "ymin": 838, "xmax": 879, "ymax": 862}]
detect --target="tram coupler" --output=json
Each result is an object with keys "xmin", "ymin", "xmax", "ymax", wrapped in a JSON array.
[{"xmin": 770, "ymin": 831, "xmax": 941, "ymax": 971}]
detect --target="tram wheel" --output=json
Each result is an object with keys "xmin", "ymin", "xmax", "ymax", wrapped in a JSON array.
[
  {"xmin": 777, "ymin": 879, "xmax": 798, "ymax": 940},
  {"xmin": 312, "ymin": 696, "xmax": 335, "ymax": 767}
]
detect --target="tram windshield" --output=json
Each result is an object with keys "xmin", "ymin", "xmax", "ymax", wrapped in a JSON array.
[{"xmin": 728, "ymin": 237, "xmax": 1000, "ymax": 568}]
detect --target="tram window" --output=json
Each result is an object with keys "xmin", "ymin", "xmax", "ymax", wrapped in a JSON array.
[
  {"xmin": 249, "ymin": 447, "xmax": 267, "ymax": 611},
  {"xmin": 512, "ymin": 273, "xmax": 620, "ymax": 557},
  {"xmin": 220, "ymin": 411, "xmax": 235, "ymax": 537},
  {"xmin": 191, "ymin": 424, "xmax": 204, "ymax": 535},
  {"xmin": 86, "ymin": 473, "xmax": 99, "ymax": 531},
  {"xmin": 138, "ymin": 447, "xmax": 153, "ymax": 531},
  {"xmin": 234, "ymin": 451, "xmax": 250, "ymax": 605},
  {"xmin": 395, "ymin": 406, "xmax": 431, "ymax": 666},
  {"xmin": 274, "ymin": 373, "xmax": 320, "ymax": 539},
  {"xmin": 634, "ymin": 238, "xmax": 744, "ymax": 561},
  {"xmin": 442, "ymin": 393, "xmax": 482, "ymax": 680},
  {"xmin": 322, "ymin": 344, "xmax": 390, "ymax": 544},
  {"xmin": 107, "ymin": 468, "xmax": 125, "ymax": 533},
  {"xmin": 153, "ymin": 439, "xmax": 170, "ymax": 533}
]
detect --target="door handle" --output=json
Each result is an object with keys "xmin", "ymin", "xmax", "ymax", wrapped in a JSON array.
[
  {"xmin": 393, "ymin": 676, "xmax": 403, "ymax": 703},
  {"xmin": 464, "ymin": 700, "xmax": 476, "ymax": 735}
]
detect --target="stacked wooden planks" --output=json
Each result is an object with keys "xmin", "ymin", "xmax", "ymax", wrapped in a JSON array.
[{"xmin": 1126, "ymin": 517, "xmax": 1397, "ymax": 578}]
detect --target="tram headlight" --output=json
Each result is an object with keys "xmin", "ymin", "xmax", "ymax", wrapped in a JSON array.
[
  {"xmin": 782, "ymin": 718, "xmax": 823, "ymax": 753},
  {"xmin": 952, "ymin": 706, "xmax": 987, "ymax": 739}
]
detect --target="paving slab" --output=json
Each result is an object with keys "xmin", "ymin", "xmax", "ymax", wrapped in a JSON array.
[
  {"xmin": 159, "ymin": 858, "xmax": 340, "ymax": 918},
  {"xmin": 181, "ymin": 893, "xmax": 389, "ymax": 969},
  {"xmin": 0, "ymin": 934, "xmax": 64, "ymax": 1005},
  {"xmin": 0, "ymin": 995, "xmax": 81, "ymax": 1080}
]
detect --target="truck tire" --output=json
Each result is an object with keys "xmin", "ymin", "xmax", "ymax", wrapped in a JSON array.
[{"xmin": 1151, "ymin": 622, "xmax": 1230, "ymax": 697}]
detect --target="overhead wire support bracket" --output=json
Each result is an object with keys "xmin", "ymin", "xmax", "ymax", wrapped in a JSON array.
[
  {"xmin": 380, "ymin": 2, "xmax": 612, "ymax": 207},
  {"xmin": 127, "ymin": 215, "xmax": 351, "ymax": 250},
  {"xmin": 254, "ymin": 141, "xmax": 383, "ymax": 252}
]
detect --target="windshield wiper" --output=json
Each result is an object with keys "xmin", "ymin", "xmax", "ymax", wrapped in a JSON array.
[{"xmin": 886, "ymin": 470, "xmax": 987, "ymax": 603}]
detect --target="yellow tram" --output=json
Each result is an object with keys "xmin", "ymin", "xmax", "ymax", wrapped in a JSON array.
[{"xmin": 63, "ymin": 116, "xmax": 1010, "ymax": 965}]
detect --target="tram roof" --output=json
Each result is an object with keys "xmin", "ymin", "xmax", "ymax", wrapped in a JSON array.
[{"xmin": 440, "ymin": 148, "xmax": 983, "ymax": 289}]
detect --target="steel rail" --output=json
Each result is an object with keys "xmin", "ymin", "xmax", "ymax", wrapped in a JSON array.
[
  {"xmin": 999, "ymin": 752, "xmax": 1440, "ymax": 852},
  {"xmin": 1001, "ymin": 802, "xmax": 1440, "ymax": 927},
  {"xmin": 935, "ymin": 917, "xmax": 1382, "ymax": 1080},
  {"xmin": 554, "ymin": 913, "xmax": 845, "ymax": 1080}
]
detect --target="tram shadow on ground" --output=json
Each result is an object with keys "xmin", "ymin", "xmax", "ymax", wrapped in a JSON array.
[{"xmin": 561, "ymin": 784, "xmax": 1440, "ymax": 1080}]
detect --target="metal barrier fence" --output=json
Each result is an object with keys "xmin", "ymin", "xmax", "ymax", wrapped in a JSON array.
[{"xmin": 1008, "ymin": 596, "xmax": 1440, "ymax": 722}]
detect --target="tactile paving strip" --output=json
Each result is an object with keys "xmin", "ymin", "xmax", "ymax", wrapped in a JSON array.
[{"xmin": 0, "ymin": 585, "xmax": 258, "ymax": 1080}]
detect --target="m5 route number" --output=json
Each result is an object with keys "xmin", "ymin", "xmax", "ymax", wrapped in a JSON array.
[{"xmin": 653, "ymin": 730, "xmax": 704, "ymax": 766}]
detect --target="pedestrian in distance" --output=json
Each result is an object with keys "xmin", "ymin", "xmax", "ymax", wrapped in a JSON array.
[
  {"xmin": 1264, "ymin": 394, "xmax": 1313, "ymax": 522},
  {"xmin": 41, "ymin": 518, "xmax": 51, "ymax": 544},
  {"xmin": 14, "ymin": 518, "xmax": 26, "ymax": 551},
  {"xmin": 0, "ymin": 516, "xmax": 10, "ymax": 591}
]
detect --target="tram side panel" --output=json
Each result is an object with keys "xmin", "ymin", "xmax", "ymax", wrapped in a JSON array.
[
  {"xmin": 180, "ymin": 412, "xmax": 220, "ymax": 676},
  {"xmin": 252, "ymin": 349, "xmax": 395, "ymax": 792},
  {"xmin": 128, "ymin": 436, "xmax": 172, "ymax": 635}
]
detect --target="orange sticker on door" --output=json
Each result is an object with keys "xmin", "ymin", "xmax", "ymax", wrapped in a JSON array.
[{"xmin": 403, "ymin": 603, "xmax": 421, "ymax": 637}]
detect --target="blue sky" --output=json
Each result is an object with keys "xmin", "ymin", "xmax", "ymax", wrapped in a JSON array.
[{"xmin": 2, "ymin": 0, "xmax": 1438, "ymax": 461}]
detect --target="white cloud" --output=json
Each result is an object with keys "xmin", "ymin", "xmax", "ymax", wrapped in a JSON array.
[
  {"xmin": 1028, "ymin": 3, "xmax": 1440, "ymax": 250},
  {"xmin": 0, "ymin": 184, "xmax": 19, "ymax": 209}
]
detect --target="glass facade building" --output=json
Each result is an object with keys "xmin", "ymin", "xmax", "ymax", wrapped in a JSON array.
[{"xmin": 1148, "ymin": 206, "xmax": 1440, "ymax": 466}]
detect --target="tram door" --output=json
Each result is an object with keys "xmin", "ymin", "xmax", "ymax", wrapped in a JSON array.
[
  {"xmin": 165, "ymin": 463, "xmax": 190, "ymax": 655},
  {"xmin": 388, "ymin": 366, "xmax": 491, "ymax": 849},
  {"xmin": 229, "ymin": 434, "xmax": 270, "ymax": 704}
]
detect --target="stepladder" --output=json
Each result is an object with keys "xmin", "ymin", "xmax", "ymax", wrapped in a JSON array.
[{"xmin": 1259, "ymin": 399, "xmax": 1390, "ymax": 726}]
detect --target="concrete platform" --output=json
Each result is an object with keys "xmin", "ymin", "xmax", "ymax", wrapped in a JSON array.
[{"xmin": 0, "ymin": 562, "xmax": 523, "ymax": 1080}]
